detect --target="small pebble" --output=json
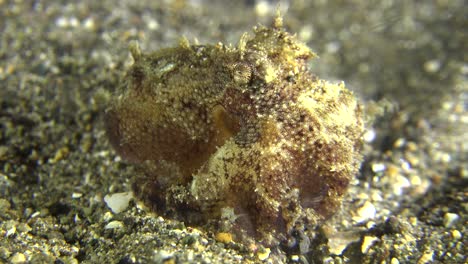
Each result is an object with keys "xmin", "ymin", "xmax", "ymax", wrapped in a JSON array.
[
  {"xmin": 451, "ymin": 230, "xmax": 462, "ymax": 240},
  {"xmin": 443, "ymin": 212, "xmax": 459, "ymax": 228},
  {"xmin": 5, "ymin": 220, "xmax": 17, "ymax": 237},
  {"xmin": 104, "ymin": 192, "xmax": 133, "ymax": 213},
  {"xmin": 10, "ymin": 252, "xmax": 26, "ymax": 264},
  {"xmin": 423, "ymin": 59, "xmax": 441, "ymax": 73},
  {"xmin": 154, "ymin": 250, "xmax": 173, "ymax": 263},
  {"xmin": 215, "ymin": 232, "xmax": 232, "ymax": 243},
  {"xmin": 72, "ymin": 192, "xmax": 83, "ymax": 199},
  {"xmin": 291, "ymin": 255, "xmax": 300, "ymax": 261},
  {"xmin": 326, "ymin": 230, "xmax": 361, "ymax": 255},
  {"xmin": 361, "ymin": 236, "xmax": 379, "ymax": 254},
  {"xmin": 257, "ymin": 248, "xmax": 270, "ymax": 261},
  {"xmin": 353, "ymin": 201, "xmax": 376, "ymax": 223},
  {"xmin": 105, "ymin": 220, "xmax": 124, "ymax": 229},
  {"xmin": 363, "ymin": 129, "xmax": 376, "ymax": 142},
  {"xmin": 393, "ymin": 138, "xmax": 406, "ymax": 148},
  {"xmin": 418, "ymin": 251, "xmax": 434, "ymax": 264},
  {"xmin": 372, "ymin": 163, "xmax": 386, "ymax": 173},
  {"xmin": 393, "ymin": 176, "xmax": 411, "ymax": 195}
]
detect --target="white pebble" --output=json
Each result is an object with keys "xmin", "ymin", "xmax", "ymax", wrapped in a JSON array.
[
  {"xmin": 392, "ymin": 174, "xmax": 410, "ymax": 195},
  {"xmin": 105, "ymin": 220, "xmax": 124, "ymax": 229},
  {"xmin": 104, "ymin": 192, "xmax": 133, "ymax": 213},
  {"xmin": 424, "ymin": 60, "xmax": 441, "ymax": 73},
  {"xmin": 451, "ymin": 230, "xmax": 462, "ymax": 240},
  {"xmin": 443, "ymin": 213, "xmax": 459, "ymax": 228},
  {"xmin": 10, "ymin": 253, "xmax": 26, "ymax": 264},
  {"xmin": 327, "ymin": 231, "xmax": 361, "ymax": 255},
  {"xmin": 353, "ymin": 201, "xmax": 376, "ymax": 223},
  {"xmin": 372, "ymin": 163, "xmax": 386, "ymax": 173},
  {"xmin": 363, "ymin": 129, "xmax": 376, "ymax": 142},
  {"xmin": 72, "ymin": 192, "xmax": 82, "ymax": 199},
  {"xmin": 361, "ymin": 236, "xmax": 379, "ymax": 254}
]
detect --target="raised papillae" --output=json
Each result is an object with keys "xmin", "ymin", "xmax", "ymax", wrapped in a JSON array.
[{"xmin": 106, "ymin": 17, "xmax": 364, "ymax": 247}]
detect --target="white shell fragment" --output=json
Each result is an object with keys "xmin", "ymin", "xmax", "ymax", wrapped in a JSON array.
[{"xmin": 104, "ymin": 192, "xmax": 134, "ymax": 213}]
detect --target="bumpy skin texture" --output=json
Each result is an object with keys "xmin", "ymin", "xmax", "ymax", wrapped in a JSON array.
[{"xmin": 106, "ymin": 18, "xmax": 363, "ymax": 247}]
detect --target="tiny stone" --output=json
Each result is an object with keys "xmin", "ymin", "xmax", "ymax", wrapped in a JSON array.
[
  {"xmin": 82, "ymin": 17, "xmax": 95, "ymax": 30},
  {"xmin": 74, "ymin": 214, "xmax": 81, "ymax": 223},
  {"xmin": 409, "ymin": 175, "xmax": 421, "ymax": 186},
  {"xmin": 386, "ymin": 164, "xmax": 400, "ymax": 177},
  {"xmin": 409, "ymin": 217, "xmax": 418, "ymax": 226},
  {"xmin": 366, "ymin": 221, "xmax": 376, "ymax": 229},
  {"xmin": 326, "ymin": 231, "xmax": 361, "ymax": 255},
  {"xmin": 49, "ymin": 146, "xmax": 69, "ymax": 163},
  {"xmin": 418, "ymin": 251, "xmax": 434, "ymax": 264},
  {"xmin": 147, "ymin": 19, "xmax": 159, "ymax": 31},
  {"xmin": 5, "ymin": 226, "xmax": 16, "ymax": 237},
  {"xmin": 401, "ymin": 160, "xmax": 411, "ymax": 171},
  {"xmin": 257, "ymin": 248, "xmax": 270, "ymax": 261},
  {"xmin": 391, "ymin": 174, "xmax": 410, "ymax": 196},
  {"xmin": 372, "ymin": 163, "xmax": 386, "ymax": 173},
  {"xmin": 391, "ymin": 258, "xmax": 400, "ymax": 264},
  {"xmin": 443, "ymin": 212, "xmax": 459, "ymax": 228},
  {"xmin": 215, "ymin": 232, "xmax": 233, "ymax": 243},
  {"xmin": 153, "ymin": 250, "xmax": 173, "ymax": 263},
  {"xmin": 353, "ymin": 201, "xmax": 376, "ymax": 223},
  {"xmin": 363, "ymin": 129, "xmax": 376, "ymax": 142},
  {"xmin": 104, "ymin": 192, "xmax": 133, "ymax": 213},
  {"xmin": 0, "ymin": 198, "xmax": 11, "ymax": 210},
  {"xmin": 357, "ymin": 193, "xmax": 369, "ymax": 200},
  {"xmin": 10, "ymin": 252, "xmax": 26, "ymax": 264},
  {"xmin": 29, "ymin": 211, "xmax": 40, "ymax": 218},
  {"xmin": 371, "ymin": 192, "xmax": 383, "ymax": 202},
  {"xmin": 69, "ymin": 17, "xmax": 79, "ymax": 27},
  {"xmin": 361, "ymin": 236, "xmax": 379, "ymax": 254},
  {"xmin": 5, "ymin": 220, "xmax": 17, "ymax": 237},
  {"xmin": 461, "ymin": 168, "xmax": 468, "ymax": 179},
  {"xmin": 102, "ymin": 211, "xmax": 113, "ymax": 222},
  {"xmin": 105, "ymin": 220, "xmax": 124, "ymax": 229},
  {"xmin": 72, "ymin": 192, "xmax": 83, "ymax": 199},
  {"xmin": 290, "ymin": 255, "xmax": 300, "ymax": 261},
  {"xmin": 0, "ymin": 247, "xmax": 11, "ymax": 259},
  {"xmin": 55, "ymin": 16, "xmax": 68, "ymax": 27},
  {"xmin": 423, "ymin": 59, "xmax": 441, "ymax": 73},
  {"xmin": 186, "ymin": 250, "xmax": 194, "ymax": 261},
  {"xmin": 16, "ymin": 223, "xmax": 31, "ymax": 233},
  {"xmin": 412, "ymin": 178, "xmax": 431, "ymax": 195},
  {"xmin": 451, "ymin": 230, "xmax": 462, "ymax": 240},
  {"xmin": 393, "ymin": 138, "xmax": 406, "ymax": 148}
]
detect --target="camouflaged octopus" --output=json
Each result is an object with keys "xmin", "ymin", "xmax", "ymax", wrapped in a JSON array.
[{"xmin": 105, "ymin": 17, "xmax": 363, "ymax": 247}]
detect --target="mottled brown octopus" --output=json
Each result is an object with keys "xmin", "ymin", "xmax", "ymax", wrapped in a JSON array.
[{"xmin": 105, "ymin": 17, "xmax": 363, "ymax": 248}]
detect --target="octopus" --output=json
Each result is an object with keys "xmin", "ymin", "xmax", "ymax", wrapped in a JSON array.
[{"xmin": 105, "ymin": 16, "xmax": 364, "ymax": 248}]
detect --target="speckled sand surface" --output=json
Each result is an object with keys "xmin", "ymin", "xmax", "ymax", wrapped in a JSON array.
[{"xmin": 0, "ymin": 1, "xmax": 466, "ymax": 263}]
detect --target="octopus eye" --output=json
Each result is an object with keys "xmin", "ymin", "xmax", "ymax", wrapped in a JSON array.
[{"xmin": 231, "ymin": 62, "xmax": 253, "ymax": 85}]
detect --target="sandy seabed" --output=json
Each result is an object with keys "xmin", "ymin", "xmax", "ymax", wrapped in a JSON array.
[{"xmin": 0, "ymin": 1, "xmax": 466, "ymax": 263}]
